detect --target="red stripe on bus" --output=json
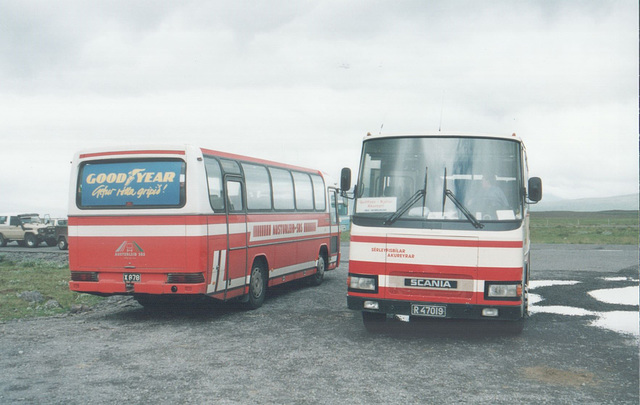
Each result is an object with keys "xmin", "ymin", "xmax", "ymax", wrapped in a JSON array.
[
  {"xmin": 350, "ymin": 235, "xmax": 523, "ymax": 248},
  {"xmin": 69, "ymin": 215, "xmax": 214, "ymax": 226},
  {"xmin": 350, "ymin": 260, "xmax": 522, "ymax": 279}
]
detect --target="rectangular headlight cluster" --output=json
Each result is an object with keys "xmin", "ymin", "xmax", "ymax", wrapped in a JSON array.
[
  {"xmin": 487, "ymin": 283, "xmax": 521, "ymax": 298},
  {"xmin": 348, "ymin": 274, "xmax": 378, "ymax": 293}
]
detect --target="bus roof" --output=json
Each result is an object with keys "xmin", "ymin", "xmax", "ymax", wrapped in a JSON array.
[
  {"xmin": 362, "ymin": 132, "xmax": 524, "ymax": 143},
  {"xmin": 200, "ymin": 147, "xmax": 324, "ymax": 175},
  {"xmin": 75, "ymin": 144, "xmax": 191, "ymax": 160},
  {"xmin": 73, "ymin": 144, "xmax": 323, "ymax": 176}
]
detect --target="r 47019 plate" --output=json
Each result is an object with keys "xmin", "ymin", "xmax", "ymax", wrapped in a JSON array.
[{"xmin": 411, "ymin": 304, "xmax": 446, "ymax": 318}]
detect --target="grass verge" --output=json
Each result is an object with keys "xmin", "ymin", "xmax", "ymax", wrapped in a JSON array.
[
  {"xmin": 0, "ymin": 256, "xmax": 102, "ymax": 322},
  {"xmin": 340, "ymin": 211, "xmax": 639, "ymax": 245},
  {"xmin": 530, "ymin": 210, "xmax": 638, "ymax": 245}
]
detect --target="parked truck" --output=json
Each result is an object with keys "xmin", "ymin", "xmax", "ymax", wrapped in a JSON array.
[{"xmin": 0, "ymin": 214, "xmax": 56, "ymax": 248}]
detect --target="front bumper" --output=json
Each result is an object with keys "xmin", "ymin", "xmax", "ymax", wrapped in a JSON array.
[{"xmin": 347, "ymin": 296, "xmax": 524, "ymax": 321}]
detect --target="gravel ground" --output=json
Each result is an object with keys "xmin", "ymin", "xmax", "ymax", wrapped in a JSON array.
[{"xmin": 0, "ymin": 244, "xmax": 638, "ymax": 404}]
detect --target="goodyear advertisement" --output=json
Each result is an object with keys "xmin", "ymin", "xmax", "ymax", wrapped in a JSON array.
[{"xmin": 80, "ymin": 160, "xmax": 184, "ymax": 207}]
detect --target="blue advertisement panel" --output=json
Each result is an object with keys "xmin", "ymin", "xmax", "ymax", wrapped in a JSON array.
[{"xmin": 80, "ymin": 160, "xmax": 184, "ymax": 207}]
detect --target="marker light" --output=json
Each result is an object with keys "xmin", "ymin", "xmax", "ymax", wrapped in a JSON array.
[
  {"xmin": 364, "ymin": 301, "xmax": 379, "ymax": 310},
  {"xmin": 70, "ymin": 272, "xmax": 99, "ymax": 282},
  {"xmin": 167, "ymin": 273, "xmax": 205, "ymax": 283},
  {"xmin": 482, "ymin": 308, "xmax": 499, "ymax": 317}
]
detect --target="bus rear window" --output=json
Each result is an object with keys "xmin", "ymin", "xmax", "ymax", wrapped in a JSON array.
[{"xmin": 77, "ymin": 159, "xmax": 186, "ymax": 209}]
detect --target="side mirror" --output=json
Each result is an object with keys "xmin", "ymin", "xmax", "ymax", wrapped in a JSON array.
[
  {"xmin": 340, "ymin": 168, "xmax": 351, "ymax": 192},
  {"xmin": 528, "ymin": 177, "xmax": 542, "ymax": 202}
]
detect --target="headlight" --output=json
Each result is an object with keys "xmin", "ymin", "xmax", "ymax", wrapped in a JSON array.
[
  {"xmin": 348, "ymin": 274, "xmax": 378, "ymax": 292},
  {"xmin": 487, "ymin": 283, "xmax": 521, "ymax": 298}
]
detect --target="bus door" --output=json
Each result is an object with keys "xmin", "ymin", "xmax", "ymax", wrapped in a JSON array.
[
  {"xmin": 328, "ymin": 187, "xmax": 341, "ymax": 268},
  {"xmin": 223, "ymin": 176, "xmax": 248, "ymax": 299}
]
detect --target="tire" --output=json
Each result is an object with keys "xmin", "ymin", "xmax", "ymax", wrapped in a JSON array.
[
  {"xmin": 0, "ymin": 234, "xmax": 6, "ymax": 247},
  {"xmin": 24, "ymin": 234, "xmax": 38, "ymax": 248},
  {"xmin": 244, "ymin": 261, "xmax": 267, "ymax": 310},
  {"xmin": 58, "ymin": 237, "xmax": 68, "ymax": 250},
  {"xmin": 500, "ymin": 288, "xmax": 527, "ymax": 335},
  {"xmin": 362, "ymin": 311, "xmax": 387, "ymax": 333},
  {"xmin": 307, "ymin": 253, "xmax": 326, "ymax": 286}
]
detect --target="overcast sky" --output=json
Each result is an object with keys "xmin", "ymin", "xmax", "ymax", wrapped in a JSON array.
[{"xmin": 1, "ymin": 0, "xmax": 637, "ymax": 217}]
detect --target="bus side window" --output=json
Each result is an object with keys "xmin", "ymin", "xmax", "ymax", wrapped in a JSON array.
[
  {"xmin": 226, "ymin": 180, "xmax": 244, "ymax": 212},
  {"xmin": 204, "ymin": 157, "xmax": 225, "ymax": 211},
  {"xmin": 270, "ymin": 168, "xmax": 295, "ymax": 210},
  {"xmin": 292, "ymin": 172, "xmax": 314, "ymax": 210},
  {"xmin": 241, "ymin": 163, "xmax": 272, "ymax": 210},
  {"xmin": 310, "ymin": 174, "xmax": 326, "ymax": 211}
]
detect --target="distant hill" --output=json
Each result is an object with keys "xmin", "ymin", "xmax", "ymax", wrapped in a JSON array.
[{"xmin": 532, "ymin": 193, "xmax": 638, "ymax": 212}]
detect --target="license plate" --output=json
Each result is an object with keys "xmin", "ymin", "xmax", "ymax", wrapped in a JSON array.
[
  {"xmin": 411, "ymin": 304, "xmax": 446, "ymax": 318},
  {"xmin": 123, "ymin": 273, "xmax": 141, "ymax": 283}
]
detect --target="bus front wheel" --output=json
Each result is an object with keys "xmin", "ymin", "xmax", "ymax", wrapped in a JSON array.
[{"xmin": 307, "ymin": 253, "xmax": 326, "ymax": 286}]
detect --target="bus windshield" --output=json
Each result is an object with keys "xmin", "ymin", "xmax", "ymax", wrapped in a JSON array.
[{"xmin": 355, "ymin": 136, "xmax": 523, "ymax": 226}]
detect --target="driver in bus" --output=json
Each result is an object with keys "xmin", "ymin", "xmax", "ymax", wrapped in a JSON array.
[{"xmin": 467, "ymin": 174, "xmax": 509, "ymax": 219}]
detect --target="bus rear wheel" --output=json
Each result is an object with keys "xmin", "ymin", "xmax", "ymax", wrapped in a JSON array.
[{"xmin": 244, "ymin": 261, "xmax": 267, "ymax": 310}]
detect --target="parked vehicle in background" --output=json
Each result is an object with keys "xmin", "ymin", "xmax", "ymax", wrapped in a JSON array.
[
  {"xmin": 67, "ymin": 145, "xmax": 341, "ymax": 309},
  {"xmin": 343, "ymin": 132, "xmax": 542, "ymax": 333},
  {"xmin": 53, "ymin": 219, "xmax": 69, "ymax": 250},
  {"xmin": 0, "ymin": 213, "xmax": 54, "ymax": 248}
]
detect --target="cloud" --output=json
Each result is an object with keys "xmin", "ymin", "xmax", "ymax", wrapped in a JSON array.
[{"xmin": 0, "ymin": 0, "xmax": 637, "ymax": 215}]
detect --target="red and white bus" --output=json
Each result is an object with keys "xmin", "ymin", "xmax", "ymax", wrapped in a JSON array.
[
  {"xmin": 341, "ymin": 133, "xmax": 542, "ymax": 332},
  {"xmin": 68, "ymin": 145, "xmax": 341, "ymax": 309}
]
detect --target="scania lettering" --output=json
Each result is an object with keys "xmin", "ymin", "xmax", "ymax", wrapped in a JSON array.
[
  {"xmin": 68, "ymin": 145, "xmax": 341, "ymax": 309},
  {"xmin": 342, "ymin": 133, "xmax": 542, "ymax": 332},
  {"xmin": 405, "ymin": 279, "xmax": 457, "ymax": 289}
]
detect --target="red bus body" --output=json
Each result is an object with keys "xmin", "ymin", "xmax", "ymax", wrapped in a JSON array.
[{"xmin": 68, "ymin": 145, "xmax": 340, "ymax": 307}]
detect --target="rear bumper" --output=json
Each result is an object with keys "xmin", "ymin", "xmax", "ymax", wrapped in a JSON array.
[
  {"xmin": 347, "ymin": 296, "xmax": 523, "ymax": 321},
  {"xmin": 69, "ymin": 281, "xmax": 207, "ymax": 296}
]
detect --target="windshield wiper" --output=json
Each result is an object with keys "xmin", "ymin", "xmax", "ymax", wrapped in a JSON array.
[
  {"xmin": 383, "ymin": 189, "xmax": 426, "ymax": 226},
  {"xmin": 441, "ymin": 167, "xmax": 483, "ymax": 229},
  {"xmin": 444, "ymin": 189, "xmax": 484, "ymax": 229},
  {"xmin": 383, "ymin": 167, "xmax": 428, "ymax": 226}
]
